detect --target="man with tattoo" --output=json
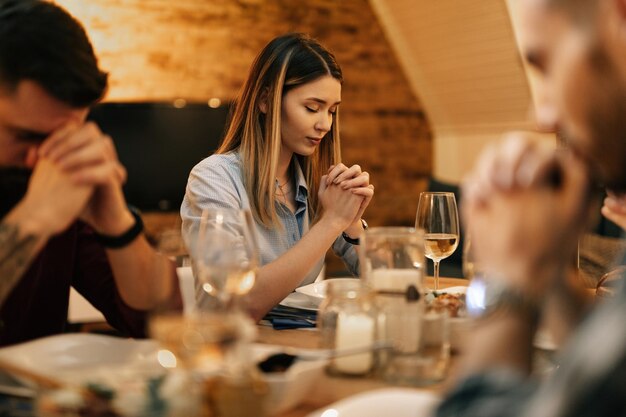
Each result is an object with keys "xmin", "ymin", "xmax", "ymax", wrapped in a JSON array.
[{"xmin": 0, "ymin": 0, "xmax": 179, "ymax": 346}]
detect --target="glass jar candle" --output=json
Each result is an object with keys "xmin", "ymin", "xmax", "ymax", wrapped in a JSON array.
[{"xmin": 318, "ymin": 280, "xmax": 377, "ymax": 376}]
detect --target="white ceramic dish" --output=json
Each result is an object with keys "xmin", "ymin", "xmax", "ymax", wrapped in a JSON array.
[
  {"xmin": 433, "ymin": 285, "xmax": 467, "ymax": 295},
  {"xmin": 0, "ymin": 333, "xmax": 162, "ymax": 386},
  {"xmin": 295, "ymin": 278, "xmax": 357, "ymax": 307},
  {"xmin": 0, "ymin": 334, "xmax": 325, "ymax": 415},
  {"xmin": 252, "ymin": 344, "xmax": 326, "ymax": 415},
  {"xmin": 306, "ymin": 388, "xmax": 441, "ymax": 417}
]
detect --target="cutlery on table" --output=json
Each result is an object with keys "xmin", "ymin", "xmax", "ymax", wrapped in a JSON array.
[{"xmin": 257, "ymin": 340, "xmax": 393, "ymax": 373}]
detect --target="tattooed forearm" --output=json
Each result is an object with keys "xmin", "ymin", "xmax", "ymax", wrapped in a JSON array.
[{"xmin": 0, "ymin": 222, "xmax": 41, "ymax": 306}]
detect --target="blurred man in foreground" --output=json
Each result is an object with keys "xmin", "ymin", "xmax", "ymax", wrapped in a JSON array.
[
  {"xmin": 437, "ymin": 0, "xmax": 626, "ymax": 416},
  {"xmin": 0, "ymin": 0, "xmax": 179, "ymax": 346}
]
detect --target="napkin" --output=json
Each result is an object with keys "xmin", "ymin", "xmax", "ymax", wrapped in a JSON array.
[
  {"xmin": 263, "ymin": 305, "xmax": 317, "ymax": 330},
  {"xmin": 269, "ymin": 318, "xmax": 316, "ymax": 330}
]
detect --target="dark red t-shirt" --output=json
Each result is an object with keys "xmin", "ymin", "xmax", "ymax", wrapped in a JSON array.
[{"xmin": 0, "ymin": 222, "xmax": 148, "ymax": 346}]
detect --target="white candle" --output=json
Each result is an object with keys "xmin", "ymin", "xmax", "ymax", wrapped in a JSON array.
[{"xmin": 334, "ymin": 312, "xmax": 375, "ymax": 374}]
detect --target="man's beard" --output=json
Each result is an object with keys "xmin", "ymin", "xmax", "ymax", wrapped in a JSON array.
[
  {"xmin": 0, "ymin": 167, "xmax": 31, "ymax": 219},
  {"xmin": 586, "ymin": 44, "xmax": 626, "ymax": 194}
]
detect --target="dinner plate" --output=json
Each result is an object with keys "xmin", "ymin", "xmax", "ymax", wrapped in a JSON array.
[
  {"xmin": 433, "ymin": 285, "xmax": 467, "ymax": 294},
  {"xmin": 0, "ymin": 333, "xmax": 162, "ymax": 387},
  {"xmin": 306, "ymin": 388, "xmax": 441, "ymax": 417},
  {"xmin": 279, "ymin": 291, "xmax": 319, "ymax": 311},
  {"xmin": 295, "ymin": 278, "xmax": 357, "ymax": 307}
]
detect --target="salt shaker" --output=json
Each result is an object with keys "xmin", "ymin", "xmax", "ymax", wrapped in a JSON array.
[{"xmin": 318, "ymin": 280, "xmax": 377, "ymax": 376}]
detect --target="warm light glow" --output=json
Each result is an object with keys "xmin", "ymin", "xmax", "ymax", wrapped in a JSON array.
[
  {"xmin": 320, "ymin": 409, "xmax": 339, "ymax": 417},
  {"xmin": 236, "ymin": 270, "xmax": 256, "ymax": 294},
  {"xmin": 157, "ymin": 349, "xmax": 177, "ymax": 368},
  {"xmin": 173, "ymin": 98, "xmax": 187, "ymax": 108},
  {"xmin": 202, "ymin": 282, "xmax": 215, "ymax": 294},
  {"xmin": 208, "ymin": 98, "xmax": 221, "ymax": 108},
  {"xmin": 466, "ymin": 278, "xmax": 487, "ymax": 316}
]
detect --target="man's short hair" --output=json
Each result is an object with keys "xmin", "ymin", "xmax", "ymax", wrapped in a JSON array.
[{"xmin": 0, "ymin": 0, "xmax": 108, "ymax": 107}]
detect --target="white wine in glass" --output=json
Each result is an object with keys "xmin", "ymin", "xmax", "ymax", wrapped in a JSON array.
[{"xmin": 416, "ymin": 192, "xmax": 460, "ymax": 291}]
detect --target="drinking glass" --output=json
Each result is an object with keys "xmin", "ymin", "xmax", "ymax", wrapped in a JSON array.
[
  {"xmin": 150, "ymin": 225, "xmax": 264, "ymax": 417},
  {"xmin": 193, "ymin": 208, "xmax": 260, "ymax": 311},
  {"xmin": 360, "ymin": 227, "xmax": 444, "ymax": 385},
  {"xmin": 416, "ymin": 192, "xmax": 460, "ymax": 290}
]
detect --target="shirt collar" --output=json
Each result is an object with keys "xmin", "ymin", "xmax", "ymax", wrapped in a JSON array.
[
  {"xmin": 235, "ymin": 150, "xmax": 309, "ymax": 204},
  {"xmin": 292, "ymin": 159, "xmax": 309, "ymax": 204}
]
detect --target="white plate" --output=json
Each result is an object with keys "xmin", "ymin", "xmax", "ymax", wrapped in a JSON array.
[
  {"xmin": 434, "ymin": 285, "xmax": 467, "ymax": 294},
  {"xmin": 295, "ymin": 278, "xmax": 357, "ymax": 307},
  {"xmin": 279, "ymin": 291, "xmax": 320, "ymax": 311},
  {"xmin": 0, "ymin": 334, "xmax": 325, "ymax": 415},
  {"xmin": 306, "ymin": 388, "xmax": 441, "ymax": 417},
  {"xmin": 0, "ymin": 333, "xmax": 162, "ymax": 387}
]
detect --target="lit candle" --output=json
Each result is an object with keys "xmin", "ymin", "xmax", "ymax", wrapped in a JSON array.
[{"xmin": 334, "ymin": 312, "xmax": 375, "ymax": 375}]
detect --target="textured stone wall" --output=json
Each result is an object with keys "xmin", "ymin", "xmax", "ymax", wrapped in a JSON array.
[{"xmin": 54, "ymin": 0, "xmax": 432, "ymax": 250}]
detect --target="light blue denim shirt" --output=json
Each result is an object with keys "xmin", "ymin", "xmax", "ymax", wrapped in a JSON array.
[{"xmin": 180, "ymin": 151, "xmax": 359, "ymax": 304}]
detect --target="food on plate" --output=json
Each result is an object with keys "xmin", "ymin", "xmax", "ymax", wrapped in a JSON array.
[
  {"xmin": 37, "ymin": 375, "xmax": 199, "ymax": 417},
  {"xmin": 38, "ymin": 384, "xmax": 120, "ymax": 417},
  {"xmin": 425, "ymin": 291, "xmax": 467, "ymax": 318}
]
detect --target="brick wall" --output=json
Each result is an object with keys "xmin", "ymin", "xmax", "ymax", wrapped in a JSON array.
[{"xmin": 55, "ymin": 0, "xmax": 433, "ymax": 271}]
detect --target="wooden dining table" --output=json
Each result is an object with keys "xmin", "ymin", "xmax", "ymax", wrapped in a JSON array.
[{"xmin": 258, "ymin": 277, "xmax": 468, "ymax": 417}]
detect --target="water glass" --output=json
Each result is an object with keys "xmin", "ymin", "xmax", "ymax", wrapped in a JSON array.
[
  {"xmin": 360, "ymin": 228, "xmax": 425, "ymax": 340},
  {"xmin": 360, "ymin": 227, "xmax": 449, "ymax": 384},
  {"xmin": 191, "ymin": 208, "xmax": 260, "ymax": 311},
  {"xmin": 383, "ymin": 303, "xmax": 450, "ymax": 385}
]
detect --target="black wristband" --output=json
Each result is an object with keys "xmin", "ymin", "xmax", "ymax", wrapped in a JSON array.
[
  {"xmin": 342, "ymin": 219, "xmax": 368, "ymax": 245},
  {"xmin": 342, "ymin": 232, "xmax": 360, "ymax": 245},
  {"xmin": 94, "ymin": 207, "xmax": 144, "ymax": 249}
]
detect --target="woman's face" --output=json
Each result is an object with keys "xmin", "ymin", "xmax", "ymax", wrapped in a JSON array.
[{"xmin": 280, "ymin": 75, "xmax": 341, "ymax": 157}]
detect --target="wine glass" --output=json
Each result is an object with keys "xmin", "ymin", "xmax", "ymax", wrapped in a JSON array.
[
  {"xmin": 415, "ymin": 192, "xmax": 460, "ymax": 291},
  {"xmin": 193, "ymin": 208, "xmax": 260, "ymax": 311},
  {"xmin": 148, "ymin": 222, "xmax": 256, "ymax": 377}
]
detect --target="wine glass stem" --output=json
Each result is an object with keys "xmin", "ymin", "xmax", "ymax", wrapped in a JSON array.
[{"xmin": 434, "ymin": 260, "xmax": 440, "ymax": 291}]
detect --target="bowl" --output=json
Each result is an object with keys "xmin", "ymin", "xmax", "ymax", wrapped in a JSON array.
[{"xmin": 253, "ymin": 344, "xmax": 326, "ymax": 415}]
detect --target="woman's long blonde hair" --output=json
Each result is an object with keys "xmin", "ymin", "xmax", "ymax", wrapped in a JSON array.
[{"xmin": 217, "ymin": 33, "xmax": 343, "ymax": 228}]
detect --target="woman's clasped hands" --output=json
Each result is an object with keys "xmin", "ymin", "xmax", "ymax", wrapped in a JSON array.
[{"xmin": 319, "ymin": 163, "xmax": 374, "ymax": 235}]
